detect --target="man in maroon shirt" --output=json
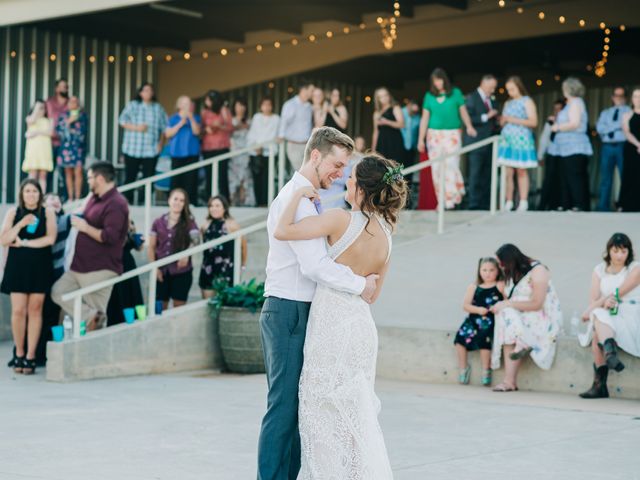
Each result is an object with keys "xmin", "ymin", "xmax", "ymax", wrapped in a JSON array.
[{"xmin": 52, "ymin": 162, "xmax": 129, "ymax": 331}]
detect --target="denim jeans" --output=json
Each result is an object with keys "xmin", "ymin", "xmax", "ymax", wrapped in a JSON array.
[{"xmin": 597, "ymin": 142, "xmax": 624, "ymax": 211}]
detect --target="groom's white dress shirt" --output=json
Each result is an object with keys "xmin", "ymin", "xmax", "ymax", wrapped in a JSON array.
[{"xmin": 264, "ymin": 172, "xmax": 365, "ymax": 302}]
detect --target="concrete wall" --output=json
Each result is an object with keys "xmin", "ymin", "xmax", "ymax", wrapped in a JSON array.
[
  {"xmin": 377, "ymin": 326, "xmax": 640, "ymax": 400},
  {"xmin": 46, "ymin": 299, "xmax": 223, "ymax": 382}
]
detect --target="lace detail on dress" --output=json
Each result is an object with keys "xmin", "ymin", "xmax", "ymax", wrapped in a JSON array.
[
  {"xmin": 298, "ymin": 210, "xmax": 393, "ymax": 480},
  {"xmin": 327, "ymin": 211, "xmax": 393, "ymax": 264}
]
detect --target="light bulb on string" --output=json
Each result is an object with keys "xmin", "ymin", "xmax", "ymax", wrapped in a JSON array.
[
  {"xmin": 146, "ymin": 54, "xmax": 153, "ymax": 62},
  {"xmin": 343, "ymin": 26, "xmax": 350, "ymax": 34},
  {"xmin": 201, "ymin": 52, "xmax": 208, "ymax": 59},
  {"xmin": 220, "ymin": 49, "xmax": 228, "ymax": 56},
  {"xmin": 579, "ymin": 19, "xmax": 585, "ymax": 27},
  {"xmin": 559, "ymin": 16, "xmax": 566, "ymax": 24},
  {"xmin": 183, "ymin": 52, "xmax": 190, "ymax": 60},
  {"xmin": 498, "ymin": 0, "xmax": 505, "ymax": 7},
  {"xmin": 538, "ymin": 12, "xmax": 545, "ymax": 20},
  {"xmin": 516, "ymin": 7, "xmax": 523, "ymax": 14},
  {"xmin": 620, "ymin": 25, "xmax": 626, "ymax": 31},
  {"xmin": 256, "ymin": 44, "xmax": 263, "ymax": 52},
  {"xmin": 291, "ymin": 38, "xmax": 298, "ymax": 46},
  {"xmin": 274, "ymin": 41, "xmax": 281, "ymax": 48}
]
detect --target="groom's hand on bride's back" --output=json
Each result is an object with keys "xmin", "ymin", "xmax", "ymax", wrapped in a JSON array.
[{"xmin": 361, "ymin": 274, "xmax": 380, "ymax": 304}]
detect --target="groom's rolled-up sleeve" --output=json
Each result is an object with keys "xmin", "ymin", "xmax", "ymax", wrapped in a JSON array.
[{"xmin": 288, "ymin": 200, "xmax": 365, "ymax": 295}]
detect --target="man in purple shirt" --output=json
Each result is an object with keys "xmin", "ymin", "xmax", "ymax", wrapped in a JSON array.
[{"xmin": 52, "ymin": 162, "xmax": 129, "ymax": 331}]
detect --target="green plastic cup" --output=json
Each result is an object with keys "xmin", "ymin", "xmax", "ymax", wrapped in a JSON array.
[{"xmin": 135, "ymin": 304, "xmax": 147, "ymax": 321}]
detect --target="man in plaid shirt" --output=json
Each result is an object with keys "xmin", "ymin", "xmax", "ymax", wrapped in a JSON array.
[{"xmin": 119, "ymin": 83, "xmax": 167, "ymax": 204}]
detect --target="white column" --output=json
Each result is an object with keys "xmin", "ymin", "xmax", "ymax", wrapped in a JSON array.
[{"xmin": 1, "ymin": 28, "xmax": 11, "ymax": 203}]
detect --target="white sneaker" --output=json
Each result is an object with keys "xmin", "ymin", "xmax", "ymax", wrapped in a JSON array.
[
  {"xmin": 516, "ymin": 200, "xmax": 529, "ymax": 212},
  {"xmin": 503, "ymin": 200, "xmax": 514, "ymax": 211}
]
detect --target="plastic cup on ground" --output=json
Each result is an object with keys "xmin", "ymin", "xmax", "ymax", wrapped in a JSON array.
[
  {"xmin": 80, "ymin": 321, "xmax": 87, "ymax": 336},
  {"xmin": 123, "ymin": 308, "xmax": 135, "ymax": 324},
  {"xmin": 51, "ymin": 325, "xmax": 64, "ymax": 342},
  {"xmin": 135, "ymin": 305, "xmax": 147, "ymax": 321},
  {"xmin": 155, "ymin": 300, "xmax": 163, "ymax": 316}
]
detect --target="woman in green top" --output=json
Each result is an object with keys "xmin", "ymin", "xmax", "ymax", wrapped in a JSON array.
[{"xmin": 418, "ymin": 68, "xmax": 477, "ymax": 209}]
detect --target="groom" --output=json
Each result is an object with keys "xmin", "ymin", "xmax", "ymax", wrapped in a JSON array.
[{"xmin": 257, "ymin": 127, "xmax": 378, "ymax": 480}]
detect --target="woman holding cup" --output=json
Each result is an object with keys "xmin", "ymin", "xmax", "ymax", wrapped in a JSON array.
[{"xmin": 0, "ymin": 179, "xmax": 57, "ymax": 374}]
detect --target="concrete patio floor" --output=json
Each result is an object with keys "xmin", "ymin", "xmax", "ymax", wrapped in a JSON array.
[{"xmin": 0, "ymin": 342, "xmax": 638, "ymax": 480}]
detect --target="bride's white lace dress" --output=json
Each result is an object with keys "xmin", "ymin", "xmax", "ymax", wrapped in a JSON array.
[{"xmin": 298, "ymin": 211, "xmax": 393, "ymax": 480}]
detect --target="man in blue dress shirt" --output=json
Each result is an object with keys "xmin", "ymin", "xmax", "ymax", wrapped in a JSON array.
[{"xmin": 595, "ymin": 86, "xmax": 631, "ymax": 211}]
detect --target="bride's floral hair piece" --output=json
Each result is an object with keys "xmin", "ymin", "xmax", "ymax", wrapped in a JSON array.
[
  {"xmin": 355, "ymin": 154, "xmax": 408, "ymax": 228},
  {"xmin": 382, "ymin": 164, "xmax": 404, "ymax": 186}
]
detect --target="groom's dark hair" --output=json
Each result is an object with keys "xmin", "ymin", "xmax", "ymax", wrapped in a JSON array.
[{"xmin": 303, "ymin": 127, "xmax": 354, "ymax": 164}]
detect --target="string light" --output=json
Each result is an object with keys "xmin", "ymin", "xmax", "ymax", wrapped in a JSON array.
[
  {"xmin": 201, "ymin": 52, "xmax": 208, "ymax": 59},
  {"xmin": 274, "ymin": 41, "xmax": 281, "ymax": 48},
  {"xmin": 146, "ymin": 54, "xmax": 153, "ymax": 62},
  {"xmin": 127, "ymin": 55, "xmax": 134, "ymax": 63},
  {"xmin": 326, "ymin": 31, "xmax": 333, "ymax": 38},
  {"xmin": 30, "ymin": 52, "xmax": 36, "ymax": 60},
  {"xmin": 256, "ymin": 44, "xmax": 263, "ymax": 52},
  {"xmin": 165, "ymin": 54, "xmax": 172, "ymax": 62},
  {"xmin": 183, "ymin": 52, "xmax": 190, "ymax": 60},
  {"xmin": 364, "ymin": 95, "xmax": 372, "ymax": 103},
  {"xmin": 343, "ymin": 26, "xmax": 350, "ymax": 34},
  {"xmin": 536, "ymin": 79, "xmax": 543, "ymax": 87},
  {"xmin": 579, "ymin": 19, "xmax": 586, "ymax": 27},
  {"xmin": 89, "ymin": 55, "xmax": 96, "ymax": 63},
  {"xmin": 220, "ymin": 48, "xmax": 228, "ymax": 56},
  {"xmin": 291, "ymin": 38, "xmax": 298, "ymax": 46},
  {"xmin": 49, "ymin": 53, "xmax": 57, "ymax": 61},
  {"xmin": 308, "ymin": 34, "xmax": 316, "ymax": 42},
  {"xmin": 620, "ymin": 25, "xmax": 626, "ymax": 31},
  {"xmin": 516, "ymin": 7, "xmax": 523, "ymax": 14},
  {"xmin": 498, "ymin": 0, "xmax": 505, "ymax": 7},
  {"xmin": 238, "ymin": 48, "xmax": 245, "ymax": 54},
  {"xmin": 359, "ymin": 23, "xmax": 366, "ymax": 29},
  {"xmin": 287, "ymin": 86, "xmax": 294, "ymax": 93},
  {"xmin": 379, "ymin": 0, "xmax": 400, "ymax": 50},
  {"xmin": 599, "ymin": 22, "xmax": 606, "ymax": 29},
  {"xmin": 69, "ymin": 54, "xmax": 76, "ymax": 62},
  {"xmin": 10, "ymin": 50, "xmax": 16, "ymax": 58},
  {"xmin": 268, "ymin": 81, "xmax": 275, "ymax": 89},
  {"xmin": 108, "ymin": 55, "xmax": 115, "ymax": 63},
  {"xmin": 538, "ymin": 12, "xmax": 545, "ymax": 20},
  {"xmin": 559, "ymin": 16, "xmax": 566, "ymax": 24},
  {"xmin": 604, "ymin": 28, "xmax": 611, "ymax": 35}
]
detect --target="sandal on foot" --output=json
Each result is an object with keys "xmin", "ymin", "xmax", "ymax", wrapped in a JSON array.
[
  {"xmin": 492, "ymin": 382, "xmax": 518, "ymax": 392},
  {"xmin": 12, "ymin": 355, "xmax": 25, "ymax": 374},
  {"xmin": 22, "ymin": 358, "xmax": 36, "ymax": 375},
  {"xmin": 458, "ymin": 366, "xmax": 471, "ymax": 385},
  {"xmin": 481, "ymin": 369, "xmax": 493, "ymax": 386},
  {"xmin": 509, "ymin": 347, "xmax": 533, "ymax": 361}
]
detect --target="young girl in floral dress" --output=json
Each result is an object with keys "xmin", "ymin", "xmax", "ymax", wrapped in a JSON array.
[{"xmin": 454, "ymin": 257, "xmax": 505, "ymax": 386}]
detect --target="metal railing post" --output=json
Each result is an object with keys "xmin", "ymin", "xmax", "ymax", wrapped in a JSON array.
[
  {"xmin": 212, "ymin": 159, "xmax": 219, "ymax": 197},
  {"xmin": 267, "ymin": 146, "xmax": 276, "ymax": 205},
  {"xmin": 73, "ymin": 296, "xmax": 82, "ymax": 339},
  {"xmin": 278, "ymin": 142, "xmax": 286, "ymax": 191},
  {"xmin": 233, "ymin": 237, "xmax": 242, "ymax": 285},
  {"xmin": 148, "ymin": 266, "xmax": 157, "ymax": 318},
  {"xmin": 490, "ymin": 138, "xmax": 499, "ymax": 215},
  {"xmin": 144, "ymin": 182, "xmax": 151, "ymax": 239},
  {"xmin": 499, "ymin": 164, "xmax": 507, "ymax": 211},
  {"xmin": 437, "ymin": 162, "xmax": 446, "ymax": 234}
]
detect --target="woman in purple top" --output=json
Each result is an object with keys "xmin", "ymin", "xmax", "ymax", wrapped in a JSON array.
[{"xmin": 148, "ymin": 188, "xmax": 199, "ymax": 310}]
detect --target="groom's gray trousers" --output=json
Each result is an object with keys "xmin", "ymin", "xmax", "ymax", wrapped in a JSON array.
[{"xmin": 257, "ymin": 296, "xmax": 311, "ymax": 480}]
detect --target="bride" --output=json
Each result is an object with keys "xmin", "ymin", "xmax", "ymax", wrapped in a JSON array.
[{"xmin": 274, "ymin": 154, "xmax": 407, "ymax": 479}]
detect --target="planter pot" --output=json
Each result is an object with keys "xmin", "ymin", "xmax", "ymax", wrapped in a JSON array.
[{"xmin": 218, "ymin": 306, "xmax": 265, "ymax": 374}]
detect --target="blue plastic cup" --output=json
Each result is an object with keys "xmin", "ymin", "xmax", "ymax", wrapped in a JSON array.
[
  {"xmin": 25, "ymin": 216, "xmax": 39, "ymax": 234},
  {"xmin": 132, "ymin": 233, "xmax": 144, "ymax": 248},
  {"xmin": 155, "ymin": 300, "xmax": 163, "ymax": 316},
  {"xmin": 51, "ymin": 325, "xmax": 64, "ymax": 342},
  {"xmin": 123, "ymin": 308, "xmax": 135, "ymax": 324}
]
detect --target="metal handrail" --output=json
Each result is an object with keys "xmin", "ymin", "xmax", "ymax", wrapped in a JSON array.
[{"xmin": 60, "ymin": 135, "xmax": 504, "ymax": 336}]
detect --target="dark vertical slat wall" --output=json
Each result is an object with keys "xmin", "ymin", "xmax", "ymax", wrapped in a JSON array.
[{"xmin": 0, "ymin": 26, "xmax": 156, "ymax": 203}]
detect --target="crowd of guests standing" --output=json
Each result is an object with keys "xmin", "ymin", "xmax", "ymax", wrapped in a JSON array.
[
  {"xmin": 1, "ymin": 162, "xmax": 246, "ymax": 374},
  {"xmin": 453, "ymin": 234, "xmax": 639, "ymax": 399}
]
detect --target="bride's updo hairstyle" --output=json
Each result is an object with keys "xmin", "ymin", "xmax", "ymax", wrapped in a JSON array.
[{"xmin": 355, "ymin": 154, "xmax": 408, "ymax": 228}]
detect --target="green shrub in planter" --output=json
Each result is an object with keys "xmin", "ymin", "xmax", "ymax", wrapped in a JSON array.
[{"xmin": 209, "ymin": 278, "xmax": 266, "ymax": 374}]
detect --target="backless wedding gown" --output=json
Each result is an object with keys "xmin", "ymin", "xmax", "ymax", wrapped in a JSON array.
[{"xmin": 298, "ymin": 211, "xmax": 394, "ymax": 480}]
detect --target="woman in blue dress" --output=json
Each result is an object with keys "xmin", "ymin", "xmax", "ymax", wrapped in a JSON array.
[
  {"xmin": 498, "ymin": 76, "xmax": 538, "ymax": 212},
  {"xmin": 56, "ymin": 96, "xmax": 87, "ymax": 201}
]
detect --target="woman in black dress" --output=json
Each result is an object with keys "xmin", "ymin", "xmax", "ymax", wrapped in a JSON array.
[
  {"xmin": 0, "ymin": 179, "xmax": 56, "ymax": 374},
  {"xmin": 618, "ymin": 88, "xmax": 640, "ymax": 212},
  {"xmin": 372, "ymin": 87, "xmax": 406, "ymax": 164},
  {"xmin": 199, "ymin": 195, "xmax": 247, "ymax": 298},
  {"xmin": 106, "ymin": 218, "xmax": 144, "ymax": 325},
  {"xmin": 323, "ymin": 88, "xmax": 349, "ymax": 132}
]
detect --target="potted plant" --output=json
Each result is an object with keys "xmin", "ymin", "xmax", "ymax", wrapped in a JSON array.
[{"xmin": 209, "ymin": 278, "xmax": 266, "ymax": 374}]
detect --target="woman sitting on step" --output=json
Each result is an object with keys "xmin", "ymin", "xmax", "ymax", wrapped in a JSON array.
[
  {"xmin": 489, "ymin": 244, "xmax": 562, "ymax": 392},
  {"xmin": 579, "ymin": 233, "xmax": 640, "ymax": 399}
]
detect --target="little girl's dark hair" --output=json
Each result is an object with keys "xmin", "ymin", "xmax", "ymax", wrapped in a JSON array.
[{"xmin": 476, "ymin": 257, "xmax": 504, "ymax": 284}]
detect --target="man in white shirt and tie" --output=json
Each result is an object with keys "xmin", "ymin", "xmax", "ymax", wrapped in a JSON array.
[
  {"xmin": 278, "ymin": 80, "xmax": 314, "ymax": 174},
  {"xmin": 464, "ymin": 74, "xmax": 499, "ymax": 210},
  {"xmin": 257, "ymin": 127, "xmax": 378, "ymax": 480}
]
